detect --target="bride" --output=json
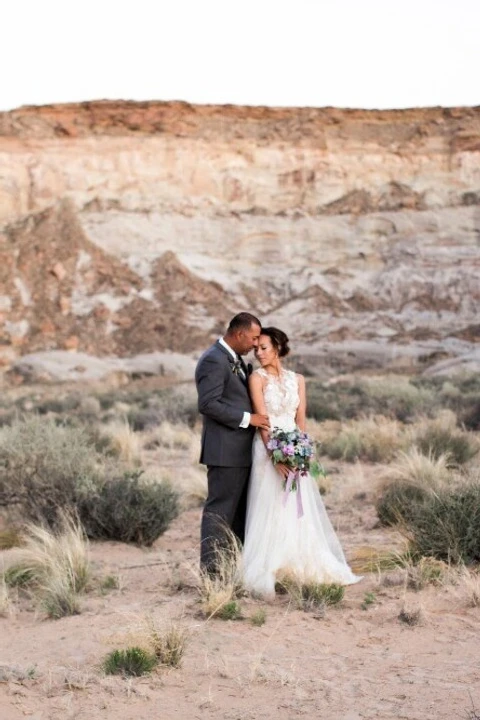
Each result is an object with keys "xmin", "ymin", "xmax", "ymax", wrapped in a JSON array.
[{"xmin": 242, "ymin": 326, "xmax": 360, "ymax": 597}]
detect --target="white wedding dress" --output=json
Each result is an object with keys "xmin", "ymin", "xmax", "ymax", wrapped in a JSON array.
[{"xmin": 242, "ymin": 368, "xmax": 360, "ymax": 597}]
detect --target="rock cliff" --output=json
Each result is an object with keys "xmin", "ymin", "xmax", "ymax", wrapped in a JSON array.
[{"xmin": 1, "ymin": 101, "xmax": 479, "ymax": 380}]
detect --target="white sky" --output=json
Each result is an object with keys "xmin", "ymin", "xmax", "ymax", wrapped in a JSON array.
[{"xmin": 2, "ymin": 0, "xmax": 479, "ymax": 112}]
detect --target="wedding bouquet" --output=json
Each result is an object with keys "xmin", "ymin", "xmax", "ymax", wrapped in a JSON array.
[{"xmin": 266, "ymin": 427, "xmax": 314, "ymax": 492}]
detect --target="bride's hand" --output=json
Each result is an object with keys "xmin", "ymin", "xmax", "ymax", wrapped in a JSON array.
[{"xmin": 274, "ymin": 463, "xmax": 291, "ymax": 480}]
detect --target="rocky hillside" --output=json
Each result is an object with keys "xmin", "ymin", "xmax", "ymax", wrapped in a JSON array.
[{"xmin": 1, "ymin": 101, "xmax": 479, "ymax": 381}]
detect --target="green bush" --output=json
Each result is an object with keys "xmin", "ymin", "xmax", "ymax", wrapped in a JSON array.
[
  {"xmin": 78, "ymin": 470, "xmax": 180, "ymax": 546},
  {"xmin": 103, "ymin": 647, "xmax": 157, "ymax": 677},
  {"xmin": 403, "ymin": 482, "xmax": 480, "ymax": 564},
  {"xmin": 0, "ymin": 416, "xmax": 98, "ymax": 526},
  {"xmin": 376, "ymin": 482, "xmax": 429, "ymax": 526}
]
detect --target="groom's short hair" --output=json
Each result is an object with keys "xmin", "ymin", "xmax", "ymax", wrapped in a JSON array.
[{"xmin": 227, "ymin": 312, "xmax": 261, "ymax": 332}]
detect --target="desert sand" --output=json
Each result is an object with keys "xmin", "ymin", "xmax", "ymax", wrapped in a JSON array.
[{"xmin": 1, "ymin": 460, "xmax": 479, "ymax": 720}]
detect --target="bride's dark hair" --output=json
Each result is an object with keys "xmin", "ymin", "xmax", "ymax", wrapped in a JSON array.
[{"xmin": 260, "ymin": 327, "xmax": 290, "ymax": 358}]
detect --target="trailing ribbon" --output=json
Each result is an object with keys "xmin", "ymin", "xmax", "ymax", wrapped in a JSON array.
[{"xmin": 282, "ymin": 469, "xmax": 304, "ymax": 518}]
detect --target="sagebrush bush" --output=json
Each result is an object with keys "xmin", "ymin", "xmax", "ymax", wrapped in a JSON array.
[
  {"xmin": 413, "ymin": 414, "xmax": 479, "ymax": 465},
  {"xmin": 0, "ymin": 416, "xmax": 98, "ymax": 526},
  {"xmin": 403, "ymin": 481, "xmax": 480, "ymax": 564},
  {"xmin": 376, "ymin": 481, "xmax": 429, "ymax": 527},
  {"xmin": 320, "ymin": 416, "xmax": 404, "ymax": 463},
  {"xmin": 307, "ymin": 376, "xmax": 437, "ymax": 422},
  {"xmin": 78, "ymin": 470, "xmax": 180, "ymax": 546},
  {"xmin": 376, "ymin": 447, "xmax": 456, "ymax": 526}
]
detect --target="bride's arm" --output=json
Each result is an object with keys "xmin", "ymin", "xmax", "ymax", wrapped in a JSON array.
[
  {"xmin": 248, "ymin": 373, "xmax": 270, "ymax": 447},
  {"xmin": 295, "ymin": 374, "xmax": 307, "ymax": 432}
]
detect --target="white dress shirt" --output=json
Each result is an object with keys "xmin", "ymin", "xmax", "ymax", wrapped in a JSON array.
[{"xmin": 219, "ymin": 337, "xmax": 251, "ymax": 428}]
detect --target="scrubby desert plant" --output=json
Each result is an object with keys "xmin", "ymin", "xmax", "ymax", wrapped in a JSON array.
[
  {"xmin": 321, "ymin": 416, "xmax": 404, "ymax": 463},
  {"xmin": 0, "ymin": 416, "xmax": 98, "ymax": 526},
  {"xmin": 250, "ymin": 608, "xmax": 267, "ymax": 626},
  {"xmin": 102, "ymin": 421, "xmax": 141, "ymax": 465},
  {"xmin": 103, "ymin": 647, "xmax": 157, "ymax": 677},
  {"xmin": 276, "ymin": 572, "xmax": 344, "ymax": 611},
  {"xmin": 401, "ymin": 480, "xmax": 480, "ymax": 564},
  {"xmin": 412, "ymin": 413, "xmax": 479, "ymax": 465},
  {"xmin": 376, "ymin": 481, "xmax": 430, "ymax": 527},
  {"xmin": 375, "ymin": 448, "xmax": 455, "ymax": 527},
  {"xmin": 4, "ymin": 515, "xmax": 90, "ymax": 618},
  {"xmin": 78, "ymin": 469, "xmax": 179, "ymax": 546},
  {"xmin": 143, "ymin": 421, "xmax": 195, "ymax": 452},
  {"xmin": 143, "ymin": 618, "xmax": 188, "ymax": 668}
]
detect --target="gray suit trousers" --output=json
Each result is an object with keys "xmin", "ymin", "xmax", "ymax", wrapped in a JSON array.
[{"xmin": 200, "ymin": 465, "xmax": 251, "ymax": 572}]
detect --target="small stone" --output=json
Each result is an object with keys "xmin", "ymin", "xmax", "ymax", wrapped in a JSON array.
[
  {"xmin": 51, "ymin": 262, "xmax": 67, "ymax": 281},
  {"xmin": 64, "ymin": 335, "xmax": 79, "ymax": 351}
]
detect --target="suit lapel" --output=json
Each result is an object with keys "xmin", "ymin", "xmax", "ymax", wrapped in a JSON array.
[{"xmin": 215, "ymin": 340, "xmax": 249, "ymax": 386}]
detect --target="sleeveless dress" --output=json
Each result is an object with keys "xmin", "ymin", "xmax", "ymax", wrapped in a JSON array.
[{"xmin": 242, "ymin": 368, "xmax": 360, "ymax": 597}]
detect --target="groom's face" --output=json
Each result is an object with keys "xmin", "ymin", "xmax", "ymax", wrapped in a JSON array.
[{"xmin": 236, "ymin": 323, "xmax": 262, "ymax": 355}]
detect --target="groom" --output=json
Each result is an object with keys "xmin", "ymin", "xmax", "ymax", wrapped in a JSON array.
[{"xmin": 195, "ymin": 312, "xmax": 270, "ymax": 572}]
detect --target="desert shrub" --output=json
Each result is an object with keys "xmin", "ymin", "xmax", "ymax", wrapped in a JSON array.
[
  {"xmin": 403, "ymin": 481, "xmax": 480, "ymax": 564},
  {"xmin": 321, "ymin": 416, "xmax": 404, "ymax": 463},
  {"xmin": 302, "ymin": 582, "xmax": 344, "ymax": 607},
  {"xmin": 276, "ymin": 572, "xmax": 344, "ymax": 611},
  {"xmin": 307, "ymin": 376, "xmax": 437, "ymax": 422},
  {"xmin": 413, "ymin": 415, "xmax": 478, "ymax": 465},
  {"xmin": 34, "ymin": 396, "xmax": 81, "ymax": 415},
  {"xmin": 77, "ymin": 469, "xmax": 179, "ymax": 546},
  {"xmin": 103, "ymin": 647, "xmax": 157, "ymax": 677},
  {"xmin": 376, "ymin": 482, "xmax": 429, "ymax": 527},
  {"xmin": 0, "ymin": 416, "xmax": 99, "ymax": 526}
]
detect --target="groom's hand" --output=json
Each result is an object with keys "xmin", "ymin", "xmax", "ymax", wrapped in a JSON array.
[{"xmin": 250, "ymin": 413, "xmax": 270, "ymax": 431}]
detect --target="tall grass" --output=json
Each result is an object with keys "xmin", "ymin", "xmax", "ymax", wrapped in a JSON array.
[
  {"xmin": 3, "ymin": 515, "xmax": 90, "ymax": 618},
  {"xmin": 196, "ymin": 532, "xmax": 243, "ymax": 619}
]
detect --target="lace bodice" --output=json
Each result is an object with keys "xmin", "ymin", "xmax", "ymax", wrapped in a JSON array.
[{"xmin": 255, "ymin": 368, "xmax": 299, "ymax": 430}]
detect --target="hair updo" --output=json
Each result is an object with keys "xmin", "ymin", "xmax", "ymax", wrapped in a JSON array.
[{"xmin": 260, "ymin": 327, "xmax": 290, "ymax": 358}]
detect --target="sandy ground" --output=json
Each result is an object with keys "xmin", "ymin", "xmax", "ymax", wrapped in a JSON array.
[{"xmin": 1, "ymin": 464, "xmax": 479, "ymax": 720}]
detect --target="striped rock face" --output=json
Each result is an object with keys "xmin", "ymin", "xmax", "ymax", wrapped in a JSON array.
[{"xmin": 1, "ymin": 102, "xmax": 479, "ymax": 380}]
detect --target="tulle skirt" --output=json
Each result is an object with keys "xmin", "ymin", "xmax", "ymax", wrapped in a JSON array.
[{"xmin": 242, "ymin": 432, "xmax": 361, "ymax": 597}]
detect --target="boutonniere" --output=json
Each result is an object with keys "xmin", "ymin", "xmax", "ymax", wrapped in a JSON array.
[{"xmin": 231, "ymin": 359, "xmax": 243, "ymax": 376}]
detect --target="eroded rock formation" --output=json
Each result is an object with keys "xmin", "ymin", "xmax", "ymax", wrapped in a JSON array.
[{"xmin": 1, "ymin": 101, "xmax": 479, "ymax": 380}]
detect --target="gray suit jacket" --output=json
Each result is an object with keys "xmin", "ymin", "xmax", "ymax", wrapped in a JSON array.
[{"xmin": 195, "ymin": 340, "xmax": 255, "ymax": 467}]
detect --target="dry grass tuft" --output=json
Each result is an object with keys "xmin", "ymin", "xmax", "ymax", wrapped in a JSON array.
[
  {"xmin": 276, "ymin": 571, "xmax": 344, "ymax": 612},
  {"xmin": 385, "ymin": 447, "xmax": 453, "ymax": 489},
  {"xmin": 178, "ymin": 467, "xmax": 208, "ymax": 508},
  {"xmin": 0, "ymin": 528, "xmax": 23, "ymax": 550},
  {"xmin": 143, "ymin": 421, "xmax": 196, "ymax": 452},
  {"xmin": 398, "ymin": 599, "xmax": 425, "ymax": 626},
  {"xmin": 143, "ymin": 616, "xmax": 188, "ymax": 668},
  {"xmin": 4, "ymin": 514, "xmax": 90, "ymax": 618},
  {"xmin": 103, "ymin": 421, "xmax": 141, "ymax": 465},
  {"xmin": 455, "ymin": 567, "xmax": 480, "ymax": 607},
  {"xmin": 349, "ymin": 546, "xmax": 410, "ymax": 575},
  {"xmin": 0, "ymin": 575, "xmax": 12, "ymax": 617},
  {"xmin": 195, "ymin": 534, "xmax": 243, "ymax": 619}
]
